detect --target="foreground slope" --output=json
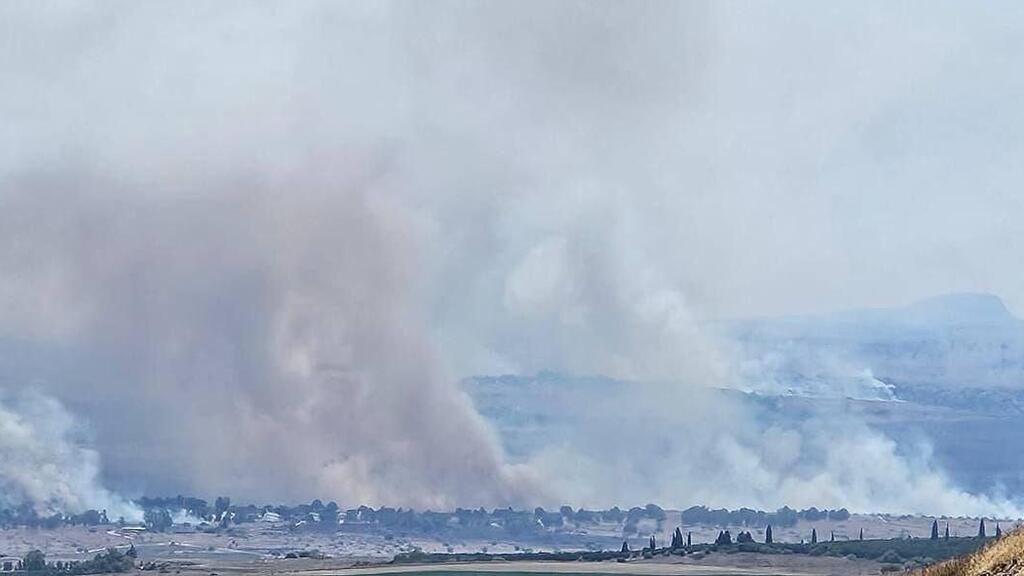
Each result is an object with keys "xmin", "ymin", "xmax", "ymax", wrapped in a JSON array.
[{"xmin": 925, "ymin": 530, "xmax": 1024, "ymax": 576}]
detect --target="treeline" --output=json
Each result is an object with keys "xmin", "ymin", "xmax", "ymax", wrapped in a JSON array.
[
  {"xmin": 680, "ymin": 505, "xmax": 850, "ymax": 528},
  {"xmin": 13, "ymin": 548, "xmax": 134, "ymax": 575},
  {"xmin": 393, "ymin": 532, "xmax": 995, "ymax": 569},
  {"xmin": 0, "ymin": 507, "xmax": 111, "ymax": 529},
  {"xmin": 0, "ymin": 499, "xmax": 847, "ymax": 533},
  {"xmin": 137, "ymin": 498, "xmax": 670, "ymax": 535},
  {"xmin": 294, "ymin": 503, "xmax": 666, "ymax": 536},
  {"xmin": 0, "ymin": 498, "xmax": 853, "ymax": 535}
]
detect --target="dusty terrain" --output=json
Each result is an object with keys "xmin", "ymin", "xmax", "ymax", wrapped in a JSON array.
[
  {"xmin": 0, "ymin": 514, "xmax": 1010, "ymax": 576},
  {"xmin": 0, "ymin": 514, "xmax": 1002, "ymax": 560}
]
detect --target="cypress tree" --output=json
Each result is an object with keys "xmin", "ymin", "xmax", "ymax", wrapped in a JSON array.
[
  {"xmin": 859, "ymin": 528, "xmax": 864, "ymax": 541},
  {"xmin": 811, "ymin": 528, "xmax": 817, "ymax": 544},
  {"xmin": 978, "ymin": 519, "xmax": 987, "ymax": 538},
  {"xmin": 650, "ymin": 535, "xmax": 656, "ymax": 551},
  {"xmin": 621, "ymin": 541, "xmax": 630, "ymax": 553},
  {"xmin": 830, "ymin": 530, "xmax": 835, "ymax": 542},
  {"xmin": 945, "ymin": 523, "xmax": 949, "ymax": 540},
  {"xmin": 765, "ymin": 524, "xmax": 773, "ymax": 544},
  {"xmin": 687, "ymin": 531, "xmax": 692, "ymax": 547},
  {"xmin": 931, "ymin": 520, "xmax": 939, "ymax": 540},
  {"xmin": 996, "ymin": 524, "xmax": 1002, "ymax": 538}
]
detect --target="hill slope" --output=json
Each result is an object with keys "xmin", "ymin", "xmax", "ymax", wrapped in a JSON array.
[{"xmin": 925, "ymin": 530, "xmax": 1024, "ymax": 576}]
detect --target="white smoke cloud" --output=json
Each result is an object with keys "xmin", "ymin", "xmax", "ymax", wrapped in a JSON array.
[
  {"xmin": 0, "ymin": 1, "xmax": 1022, "ymax": 516},
  {"xmin": 0, "ymin": 390, "xmax": 141, "ymax": 520},
  {"xmin": 520, "ymin": 381, "xmax": 1022, "ymax": 516}
]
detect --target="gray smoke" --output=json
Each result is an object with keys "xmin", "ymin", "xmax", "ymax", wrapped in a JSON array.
[
  {"xmin": 1, "ymin": 1, "xmax": 1023, "ymax": 515},
  {"xmin": 0, "ymin": 184, "xmax": 538, "ymax": 508}
]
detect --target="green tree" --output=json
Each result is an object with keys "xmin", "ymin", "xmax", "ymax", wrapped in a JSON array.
[
  {"xmin": 23, "ymin": 550, "xmax": 46, "ymax": 571},
  {"xmin": 214, "ymin": 496, "xmax": 231, "ymax": 520},
  {"xmin": 765, "ymin": 524, "xmax": 773, "ymax": 544},
  {"xmin": 931, "ymin": 520, "xmax": 939, "ymax": 540},
  {"xmin": 144, "ymin": 508, "xmax": 173, "ymax": 532},
  {"xmin": 811, "ymin": 528, "xmax": 817, "ymax": 544},
  {"xmin": 978, "ymin": 519, "xmax": 987, "ymax": 538}
]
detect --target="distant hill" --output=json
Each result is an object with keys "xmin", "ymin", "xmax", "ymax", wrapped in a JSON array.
[{"xmin": 728, "ymin": 292, "xmax": 1024, "ymax": 396}]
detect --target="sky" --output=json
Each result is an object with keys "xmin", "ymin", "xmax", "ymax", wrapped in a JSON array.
[{"xmin": 1, "ymin": 1, "xmax": 1024, "ymax": 513}]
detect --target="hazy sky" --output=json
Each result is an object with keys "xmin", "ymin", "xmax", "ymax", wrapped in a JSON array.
[
  {"xmin": 4, "ymin": 1, "xmax": 1024, "ymax": 323},
  {"xmin": 2, "ymin": 1, "xmax": 1024, "ymax": 509}
]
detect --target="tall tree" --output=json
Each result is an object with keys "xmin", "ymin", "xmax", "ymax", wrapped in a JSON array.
[
  {"xmin": 687, "ymin": 531, "xmax": 692, "ymax": 547},
  {"xmin": 214, "ymin": 496, "xmax": 231, "ymax": 521},
  {"xmin": 811, "ymin": 528, "xmax": 818, "ymax": 544},
  {"xmin": 996, "ymin": 524, "xmax": 1002, "ymax": 538},
  {"xmin": 978, "ymin": 519, "xmax": 987, "ymax": 538},
  {"xmin": 931, "ymin": 520, "xmax": 939, "ymax": 540},
  {"xmin": 621, "ymin": 541, "xmax": 630, "ymax": 554},
  {"xmin": 765, "ymin": 524, "xmax": 773, "ymax": 544},
  {"xmin": 945, "ymin": 523, "xmax": 950, "ymax": 540},
  {"xmin": 23, "ymin": 551, "xmax": 46, "ymax": 572},
  {"xmin": 144, "ymin": 508, "xmax": 173, "ymax": 532},
  {"xmin": 859, "ymin": 528, "xmax": 864, "ymax": 541}
]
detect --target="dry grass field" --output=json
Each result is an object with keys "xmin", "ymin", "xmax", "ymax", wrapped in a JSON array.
[{"xmin": 920, "ymin": 530, "xmax": 1024, "ymax": 576}]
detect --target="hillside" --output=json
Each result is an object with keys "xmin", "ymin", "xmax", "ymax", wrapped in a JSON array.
[
  {"xmin": 465, "ymin": 293, "xmax": 1024, "ymax": 497},
  {"xmin": 924, "ymin": 529, "xmax": 1024, "ymax": 576}
]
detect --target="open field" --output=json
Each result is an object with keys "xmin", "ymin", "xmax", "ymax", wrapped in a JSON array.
[
  {"xmin": 0, "ymin": 513, "xmax": 1009, "ymax": 576},
  {"xmin": 0, "ymin": 514, "xmax": 1007, "ymax": 560}
]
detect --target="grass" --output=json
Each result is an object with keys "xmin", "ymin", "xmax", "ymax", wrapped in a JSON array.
[
  {"xmin": 394, "ymin": 536, "xmax": 992, "ymax": 569},
  {"xmin": 691, "ymin": 537, "xmax": 988, "ymax": 567},
  {"xmin": 918, "ymin": 529, "xmax": 1024, "ymax": 576}
]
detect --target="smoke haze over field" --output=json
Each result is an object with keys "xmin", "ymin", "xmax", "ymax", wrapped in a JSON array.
[{"xmin": 2, "ymin": 2, "xmax": 1024, "ymax": 515}]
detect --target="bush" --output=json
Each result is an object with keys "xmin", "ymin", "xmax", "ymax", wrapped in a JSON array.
[
  {"xmin": 72, "ymin": 548, "xmax": 135, "ymax": 574},
  {"xmin": 24, "ymin": 550, "xmax": 46, "ymax": 572},
  {"xmin": 879, "ymin": 549, "xmax": 903, "ymax": 564}
]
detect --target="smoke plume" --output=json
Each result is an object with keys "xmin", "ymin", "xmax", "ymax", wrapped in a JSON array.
[
  {"xmin": 0, "ymin": 390, "xmax": 140, "ymax": 520},
  {"xmin": 1, "ymin": 1, "xmax": 1023, "ymax": 515}
]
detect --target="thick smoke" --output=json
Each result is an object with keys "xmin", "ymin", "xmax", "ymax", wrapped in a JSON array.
[
  {"xmin": 520, "ymin": 382, "xmax": 1022, "ymax": 517},
  {"xmin": 0, "ymin": 184, "xmax": 537, "ymax": 508},
  {"xmin": 0, "ymin": 390, "xmax": 140, "ymax": 520},
  {"xmin": 1, "ymin": 2, "xmax": 1023, "ymax": 515}
]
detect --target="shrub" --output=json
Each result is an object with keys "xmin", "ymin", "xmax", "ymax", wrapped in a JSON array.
[{"xmin": 879, "ymin": 549, "xmax": 903, "ymax": 564}]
